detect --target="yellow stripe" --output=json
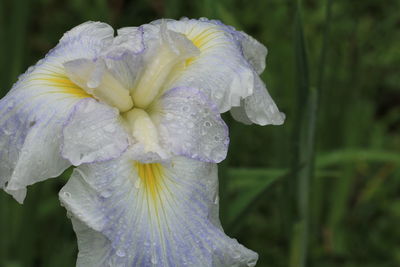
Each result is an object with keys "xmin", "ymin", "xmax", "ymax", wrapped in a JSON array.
[
  {"xmin": 184, "ymin": 27, "xmax": 223, "ymax": 66},
  {"xmin": 29, "ymin": 74, "xmax": 91, "ymax": 99},
  {"xmin": 134, "ymin": 162, "xmax": 165, "ymax": 204}
]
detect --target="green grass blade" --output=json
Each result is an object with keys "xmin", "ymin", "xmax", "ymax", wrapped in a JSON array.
[
  {"xmin": 226, "ymin": 168, "xmax": 288, "ymax": 233},
  {"xmin": 310, "ymin": 0, "xmax": 334, "ymax": 249},
  {"xmin": 316, "ymin": 149, "xmax": 400, "ymax": 167},
  {"xmin": 289, "ymin": 0, "xmax": 312, "ymax": 266}
]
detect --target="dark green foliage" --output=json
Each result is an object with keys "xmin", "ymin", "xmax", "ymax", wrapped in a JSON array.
[{"xmin": 0, "ymin": 0, "xmax": 399, "ymax": 266}]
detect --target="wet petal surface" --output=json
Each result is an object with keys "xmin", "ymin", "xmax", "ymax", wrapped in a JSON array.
[
  {"xmin": 156, "ymin": 87, "xmax": 229, "ymax": 163},
  {"xmin": 60, "ymin": 152, "xmax": 258, "ymax": 267},
  {"xmin": 0, "ymin": 21, "xmax": 113, "ymax": 202}
]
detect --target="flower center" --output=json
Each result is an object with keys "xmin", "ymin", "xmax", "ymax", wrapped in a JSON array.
[
  {"xmin": 124, "ymin": 108, "xmax": 162, "ymax": 153},
  {"xmin": 63, "ymin": 26, "xmax": 201, "ymax": 156},
  {"xmin": 130, "ymin": 44, "xmax": 179, "ymax": 109}
]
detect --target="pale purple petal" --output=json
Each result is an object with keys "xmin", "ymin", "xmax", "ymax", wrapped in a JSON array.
[
  {"xmin": 59, "ymin": 152, "xmax": 258, "ymax": 267},
  {"xmin": 62, "ymin": 98, "xmax": 130, "ymax": 166},
  {"xmin": 157, "ymin": 87, "xmax": 229, "ymax": 163},
  {"xmin": 0, "ymin": 21, "xmax": 113, "ymax": 203}
]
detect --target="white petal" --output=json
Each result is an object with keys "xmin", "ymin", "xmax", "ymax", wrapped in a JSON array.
[
  {"xmin": 230, "ymin": 105, "xmax": 253, "ymax": 125},
  {"xmin": 236, "ymin": 31, "xmax": 268, "ymax": 75},
  {"xmin": 103, "ymin": 38, "xmax": 143, "ymax": 93},
  {"xmin": 149, "ymin": 18, "xmax": 255, "ymax": 113},
  {"xmin": 242, "ymin": 76, "xmax": 285, "ymax": 126},
  {"xmin": 62, "ymin": 98, "xmax": 130, "ymax": 166},
  {"xmin": 143, "ymin": 18, "xmax": 285, "ymax": 128},
  {"xmin": 0, "ymin": 22, "xmax": 114, "ymax": 202},
  {"xmin": 129, "ymin": 22, "xmax": 200, "ymax": 109},
  {"xmin": 155, "ymin": 86, "xmax": 229, "ymax": 163},
  {"xmin": 60, "ymin": 153, "xmax": 258, "ymax": 267},
  {"xmin": 63, "ymin": 27, "xmax": 146, "ymax": 112}
]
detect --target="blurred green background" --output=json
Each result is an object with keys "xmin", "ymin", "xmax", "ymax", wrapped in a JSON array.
[{"xmin": 0, "ymin": 0, "xmax": 399, "ymax": 266}]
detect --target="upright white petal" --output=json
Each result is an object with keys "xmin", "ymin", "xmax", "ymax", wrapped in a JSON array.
[
  {"xmin": 130, "ymin": 22, "xmax": 200, "ymax": 109},
  {"xmin": 60, "ymin": 151, "xmax": 258, "ymax": 267},
  {"xmin": 131, "ymin": 18, "xmax": 285, "ymax": 126},
  {"xmin": 138, "ymin": 18, "xmax": 254, "ymax": 113}
]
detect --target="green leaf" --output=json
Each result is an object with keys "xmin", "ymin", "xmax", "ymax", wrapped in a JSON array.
[
  {"xmin": 316, "ymin": 149, "xmax": 400, "ymax": 167},
  {"xmin": 224, "ymin": 168, "xmax": 283, "ymax": 232}
]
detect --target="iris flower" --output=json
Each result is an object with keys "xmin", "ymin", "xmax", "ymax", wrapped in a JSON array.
[{"xmin": 0, "ymin": 18, "xmax": 284, "ymax": 266}]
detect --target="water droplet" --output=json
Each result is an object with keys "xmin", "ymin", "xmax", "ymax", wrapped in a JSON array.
[
  {"xmin": 3, "ymin": 129, "xmax": 11, "ymax": 136},
  {"xmin": 151, "ymin": 256, "xmax": 158, "ymax": 264},
  {"xmin": 233, "ymin": 251, "xmax": 241, "ymax": 259},
  {"xmin": 214, "ymin": 196, "xmax": 219, "ymax": 204},
  {"xmin": 63, "ymin": 191, "xmax": 71, "ymax": 198},
  {"xmin": 214, "ymin": 136, "xmax": 220, "ymax": 141},
  {"xmin": 214, "ymin": 91, "xmax": 224, "ymax": 100},
  {"xmin": 6, "ymin": 100, "xmax": 15, "ymax": 110},
  {"xmin": 165, "ymin": 113, "xmax": 173, "ymax": 120},
  {"xmin": 181, "ymin": 105, "xmax": 189, "ymax": 112},
  {"xmin": 116, "ymin": 248, "xmax": 126, "ymax": 257},
  {"xmin": 134, "ymin": 179, "xmax": 141, "ymax": 189},
  {"xmin": 104, "ymin": 124, "xmax": 116, "ymax": 133},
  {"xmin": 87, "ymin": 80, "xmax": 100, "ymax": 89},
  {"xmin": 101, "ymin": 189, "xmax": 112, "ymax": 198},
  {"xmin": 269, "ymin": 105, "xmax": 275, "ymax": 113},
  {"xmin": 84, "ymin": 102, "xmax": 95, "ymax": 113},
  {"xmin": 204, "ymin": 121, "xmax": 212, "ymax": 127},
  {"xmin": 246, "ymin": 258, "xmax": 257, "ymax": 267}
]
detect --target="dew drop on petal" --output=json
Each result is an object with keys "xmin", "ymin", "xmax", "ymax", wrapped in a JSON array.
[
  {"xmin": 134, "ymin": 179, "xmax": 141, "ymax": 189},
  {"xmin": 204, "ymin": 121, "xmax": 212, "ymax": 127},
  {"xmin": 63, "ymin": 191, "xmax": 71, "ymax": 198},
  {"xmin": 116, "ymin": 248, "xmax": 126, "ymax": 257},
  {"xmin": 151, "ymin": 256, "xmax": 158, "ymax": 265},
  {"xmin": 187, "ymin": 121, "xmax": 194, "ymax": 128},
  {"xmin": 165, "ymin": 113, "xmax": 173, "ymax": 120},
  {"xmin": 6, "ymin": 100, "xmax": 15, "ymax": 110},
  {"xmin": 3, "ymin": 129, "xmax": 11, "ymax": 136},
  {"xmin": 214, "ymin": 90, "xmax": 224, "ymax": 100},
  {"xmin": 181, "ymin": 105, "xmax": 189, "ymax": 112},
  {"xmin": 101, "ymin": 189, "xmax": 112, "ymax": 198},
  {"xmin": 104, "ymin": 124, "xmax": 116, "ymax": 133},
  {"xmin": 247, "ymin": 258, "xmax": 257, "ymax": 267},
  {"xmin": 233, "ymin": 253, "xmax": 241, "ymax": 259}
]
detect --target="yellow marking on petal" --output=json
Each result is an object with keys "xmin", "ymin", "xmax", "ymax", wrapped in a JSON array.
[
  {"xmin": 184, "ymin": 26, "xmax": 224, "ymax": 66},
  {"xmin": 191, "ymin": 29, "xmax": 222, "ymax": 49},
  {"xmin": 134, "ymin": 162, "xmax": 164, "ymax": 204},
  {"xmin": 30, "ymin": 74, "xmax": 91, "ymax": 99}
]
